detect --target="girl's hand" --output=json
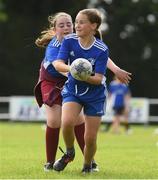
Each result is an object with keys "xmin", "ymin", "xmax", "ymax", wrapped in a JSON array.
[{"xmin": 115, "ymin": 68, "xmax": 132, "ymax": 84}]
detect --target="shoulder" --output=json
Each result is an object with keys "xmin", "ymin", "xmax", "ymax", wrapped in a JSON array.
[
  {"xmin": 64, "ymin": 33, "xmax": 78, "ymax": 40},
  {"xmin": 110, "ymin": 80, "xmax": 117, "ymax": 86},
  {"xmin": 48, "ymin": 37, "xmax": 61, "ymax": 48},
  {"xmin": 109, "ymin": 81, "xmax": 120, "ymax": 89},
  {"xmin": 94, "ymin": 38, "xmax": 108, "ymax": 52},
  {"xmin": 122, "ymin": 84, "xmax": 128, "ymax": 88}
]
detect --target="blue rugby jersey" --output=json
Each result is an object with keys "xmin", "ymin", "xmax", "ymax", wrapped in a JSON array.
[
  {"xmin": 57, "ymin": 33, "xmax": 109, "ymax": 100},
  {"xmin": 109, "ymin": 80, "xmax": 130, "ymax": 108},
  {"xmin": 43, "ymin": 36, "xmax": 66, "ymax": 78}
]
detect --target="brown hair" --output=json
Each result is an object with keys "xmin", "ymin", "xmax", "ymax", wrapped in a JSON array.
[
  {"xmin": 35, "ymin": 12, "xmax": 72, "ymax": 48},
  {"xmin": 79, "ymin": 8, "xmax": 102, "ymax": 39}
]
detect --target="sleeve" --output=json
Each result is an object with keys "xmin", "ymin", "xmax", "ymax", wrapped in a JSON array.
[
  {"xmin": 126, "ymin": 85, "xmax": 131, "ymax": 95},
  {"xmin": 57, "ymin": 38, "xmax": 70, "ymax": 63},
  {"xmin": 95, "ymin": 49, "xmax": 109, "ymax": 74},
  {"xmin": 45, "ymin": 45, "xmax": 59, "ymax": 62}
]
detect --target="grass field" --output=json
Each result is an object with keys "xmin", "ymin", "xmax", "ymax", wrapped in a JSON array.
[{"xmin": 0, "ymin": 121, "xmax": 158, "ymax": 179}]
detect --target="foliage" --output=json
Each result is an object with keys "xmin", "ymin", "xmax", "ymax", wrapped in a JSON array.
[
  {"xmin": 0, "ymin": 0, "xmax": 158, "ymax": 97},
  {"xmin": 0, "ymin": 0, "xmax": 88, "ymax": 96},
  {"xmin": 0, "ymin": 0, "xmax": 7, "ymax": 22},
  {"xmin": 93, "ymin": 0, "xmax": 158, "ymax": 97}
]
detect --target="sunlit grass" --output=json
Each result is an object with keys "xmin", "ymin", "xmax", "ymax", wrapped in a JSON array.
[{"xmin": 0, "ymin": 121, "xmax": 158, "ymax": 179}]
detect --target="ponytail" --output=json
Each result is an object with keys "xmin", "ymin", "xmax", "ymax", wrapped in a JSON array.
[
  {"xmin": 35, "ymin": 29, "xmax": 55, "ymax": 48},
  {"xmin": 94, "ymin": 30, "xmax": 102, "ymax": 40}
]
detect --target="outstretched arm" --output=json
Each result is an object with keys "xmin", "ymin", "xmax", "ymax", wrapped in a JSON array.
[{"xmin": 107, "ymin": 58, "xmax": 132, "ymax": 84}]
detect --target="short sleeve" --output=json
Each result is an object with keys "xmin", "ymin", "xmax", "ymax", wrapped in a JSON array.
[
  {"xmin": 57, "ymin": 38, "xmax": 70, "ymax": 62},
  {"xmin": 45, "ymin": 46, "xmax": 59, "ymax": 62}
]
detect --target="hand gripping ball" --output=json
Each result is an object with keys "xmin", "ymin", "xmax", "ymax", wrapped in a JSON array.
[{"xmin": 70, "ymin": 58, "xmax": 92, "ymax": 81}]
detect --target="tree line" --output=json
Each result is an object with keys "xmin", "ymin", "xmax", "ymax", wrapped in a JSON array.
[{"xmin": 0, "ymin": 0, "xmax": 157, "ymax": 98}]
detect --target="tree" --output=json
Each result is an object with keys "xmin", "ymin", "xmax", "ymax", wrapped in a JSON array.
[
  {"xmin": 0, "ymin": 0, "xmax": 87, "ymax": 96},
  {"xmin": 90, "ymin": 0, "xmax": 158, "ymax": 98},
  {"xmin": 0, "ymin": 0, "xmax": 158, "ymax": 98}
]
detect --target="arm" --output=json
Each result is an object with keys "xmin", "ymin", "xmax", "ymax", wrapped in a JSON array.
[
  {"xmin": 53, "ymin": 59, "xmax": 103, "ymax": 85},
  {"xmin": 107, "ymin": 58, "xmax": 132, "ymax": 84},
  {"xmin": 59, "ymin": 72, "xmax": 68, "ymax": 77},
  {"xmin": 85, "ymin": 73, "xmax": 104, "ymax": 85},
  {"xmin": 53, "ymin": 60, "xmax": 70, "ymax": 73},
  {"xmin": 86, "ymin": 57, "xmax": 132, "ymax": 85}
]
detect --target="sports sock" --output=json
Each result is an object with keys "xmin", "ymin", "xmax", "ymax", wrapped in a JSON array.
[
  {"xmin": 46, "ymin": 126, "xmax": 60, "ymax": 163},
  {"xmin": 74, "ymin": 123, "xmax": 85, "ymax": 154},
  {"xmin": 66, "ymin": 146, "xmax": 75, "ymax": 156},
  {"xmin": 124, "ymin": 121, "xmax": 130, "ymax": 131}
]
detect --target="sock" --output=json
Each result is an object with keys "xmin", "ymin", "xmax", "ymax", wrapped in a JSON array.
[
  {"xmin": 46, "ymin": 126, "xmax": 60, "ymax": 163},
  {"xmin": 74, "ymin": 123, "xmax": 85, "ymax": 154},
  {"xmin": 124, "ymin": 121, "xmax": 130, "ymax": 131},
  {"xmin": 83, "ymin": 163, "xmax": 92, "ymax": 169},
  {"xmin": 66, "ymin": 147, "xmax": 75, "ymax": 156}
]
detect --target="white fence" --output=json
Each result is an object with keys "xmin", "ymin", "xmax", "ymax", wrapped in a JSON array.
[
  {"xmin": 0, "ymin": 96, "xmax": 158, "ymax": 123},
  {"xmin": 102, "ymin": 97, "xmax": 149, "ymax": 123}
]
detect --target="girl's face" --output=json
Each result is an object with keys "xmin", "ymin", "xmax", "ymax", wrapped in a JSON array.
[
  {"xmin": 75, "ymin": 13, "xmax": 97, "ymax": 38},
  {"xmin": 54, "ymin": 16, "xmax": 73, "ymax": 41}
]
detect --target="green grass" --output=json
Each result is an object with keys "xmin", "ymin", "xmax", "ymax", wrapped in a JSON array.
[{"xmin": 0, "ymin": 121, "xmax": 158, "ymax": 179}]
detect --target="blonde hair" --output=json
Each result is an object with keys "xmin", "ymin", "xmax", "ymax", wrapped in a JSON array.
[
  {"xmin": 78, "ymin": 8, "xmax": 102, "ymax": 40},
  {"xmin": 35, "ymin": 12, "xmax": 72, "ymax": 48}
]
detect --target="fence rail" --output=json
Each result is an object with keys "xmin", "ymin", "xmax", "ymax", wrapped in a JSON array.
[
  {"xmin": 0, "ymin": 96, "xmax": 158, "ymax": 123},
  {"xmin": 148, "ymin": 99, "xmax": 158, "ymax": 122}
]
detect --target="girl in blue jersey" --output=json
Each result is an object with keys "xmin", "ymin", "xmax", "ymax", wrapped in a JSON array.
[
  {"xmin": 34, "ymin": 11, "xmax": 131, "ymax": 173},
  {"xmin": 34, "ymin": 12, "xmax": 86, "ymax": 171},
  {"xmin": 108, "ymin": 76, "xmax": 131, "ymax": 134},
  {"xmin": 52, "ymin": 8, "xmax": 132, "ymax": 173}
]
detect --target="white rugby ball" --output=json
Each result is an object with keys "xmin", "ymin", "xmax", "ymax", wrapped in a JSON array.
[{"xmin": 70, "ymin": 58, "xmax": 92, "ymax": 81}]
